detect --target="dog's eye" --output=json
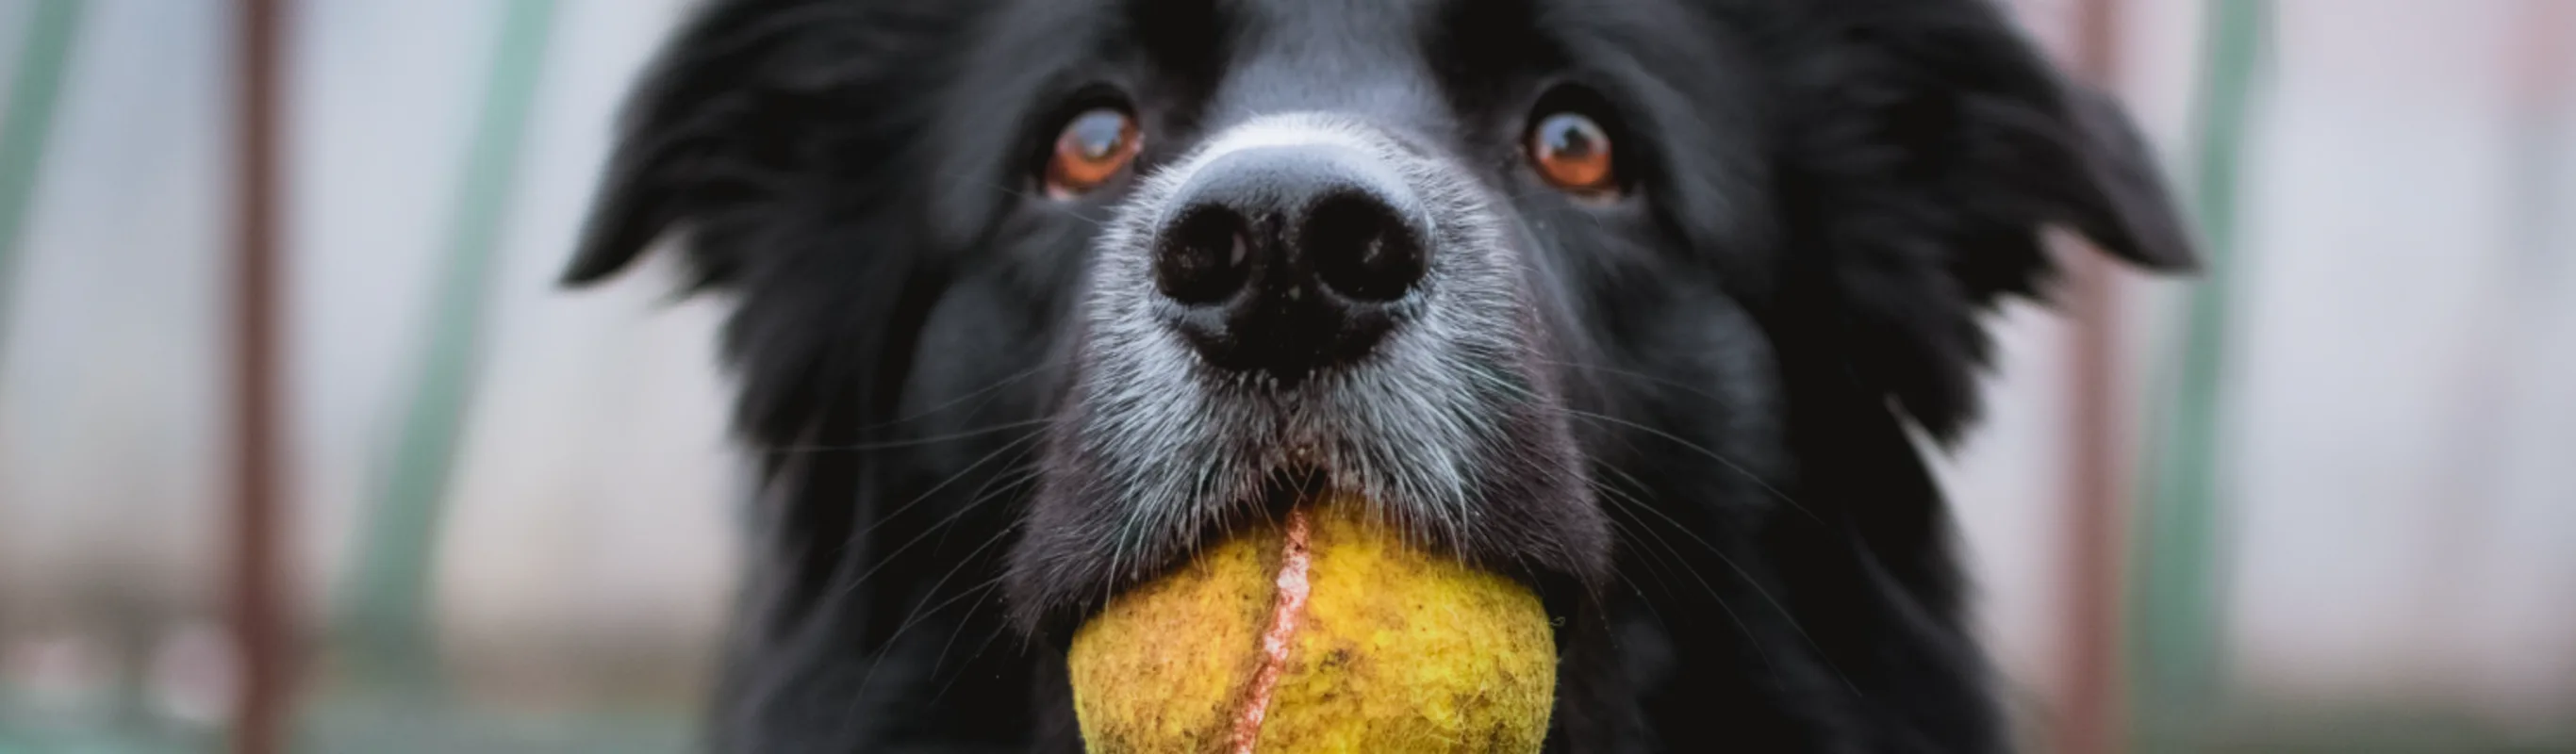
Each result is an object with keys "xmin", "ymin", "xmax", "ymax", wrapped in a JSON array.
[
  {"xmin": 1045, "ymin": 107, "xmax": 1142, "ymax": 198},
  {"xmin": 1527, "ymin": 112, "xmax": 1616, "ymax": 195}
]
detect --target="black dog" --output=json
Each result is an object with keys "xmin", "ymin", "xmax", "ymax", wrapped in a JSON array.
[{"xmin": 565, "ymin": 0, "xmax": 2193, "ymax": 750}]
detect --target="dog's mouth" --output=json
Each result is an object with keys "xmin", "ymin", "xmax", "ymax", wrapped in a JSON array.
[{"xmin": 1004, "ymin": 377, "xmax": 1605, "ymax": 636}]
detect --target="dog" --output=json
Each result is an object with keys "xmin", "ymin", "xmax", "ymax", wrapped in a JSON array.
[{"xmin": 563, "ymin": 0, "xmax": 2194, "ymax": 749}]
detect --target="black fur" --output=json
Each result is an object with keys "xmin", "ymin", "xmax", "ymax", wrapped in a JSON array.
[{"xmin": 566, "ymin": 0, "xmax": 2194, "ymax": 750}]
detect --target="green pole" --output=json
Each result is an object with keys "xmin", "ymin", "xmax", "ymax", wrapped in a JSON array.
[
  {"xmin": 2130, "ymin": 0, "xmax": 2267, "ymax": 746},
  {"xmin": 0, "ymin": 0, "xmax": 84, "ymax": 366},
  {"xmin": 338, "ymin": 0, "xmax": 557, "ymax": 690}
]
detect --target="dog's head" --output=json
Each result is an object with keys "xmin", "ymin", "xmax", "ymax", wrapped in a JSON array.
[{"xmin": 568, "ymin": 0, "xmax": 2190, "ymax": 746}]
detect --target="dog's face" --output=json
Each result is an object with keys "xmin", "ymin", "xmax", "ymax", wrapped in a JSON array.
[{"xmin": 568, "ymin": 0, "xmax": 2191, "ymax": 748}]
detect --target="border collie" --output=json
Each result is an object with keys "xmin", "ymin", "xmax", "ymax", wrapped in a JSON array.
[{"xmin": 565, "ymin": 0, "xmax": 2194, "ymax": 749}]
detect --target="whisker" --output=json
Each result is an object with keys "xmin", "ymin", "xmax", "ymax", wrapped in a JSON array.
[
  {"xmin": 750, "ymin": 418, "xmax": 1057, "ymax": 456},
  {"xmin": 929, "ymin": 579, "xmax": 999, "ymax": 678},
  {"xmin": 1586, "ymin": 478, "xmax": 1684, "ymax": 597},
  {"xmin": 1594, "ymin": 464, "xmax": 1863, "ymax": 700},
  {"xmin": 842, "ymin": 360, "xmax": 1060, "ymax": 435},
  {"xmin": 836, "ymin": 447, "xmax": 1044, "ymax": 598},
  {"xmin": 1589, "ymin": 477, "xmax": 1776, "ymax": 680},
  {"xmin": 849, "ymin": 571, "xmax": 1012, "ymax": 707},
  {"xmin": 834, "ymin": 430, "xmax": 1049, "ymax": 571},
  {"xmin": 849, "ymin": 501, "xmax": 1031, "ymax": 705},
  {"xmin": 933, "ymin": 460, "xmax": 1049, "ymax": 552},
  {"xmin": 1528, "ymin": 356, "xmax": 1749, "ymax": 414},
  {"xmin": 924, "ymin": 620, "xmax": 1011, "ymax": 709},
  {"xmin": 1586, "ymin": 481, "xmax": 1691, "ymax": 632},
  {"xmin": 893, "ymin": 567, "xmax": 1013, "ymax": 657},
  {"xmin": 1549, "ymin": 405, "xmax": 1820, "ymax": 525}
]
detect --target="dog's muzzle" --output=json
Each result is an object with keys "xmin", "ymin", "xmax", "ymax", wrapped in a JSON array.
[{"xmin": 1006, "ymin": 113, "xmax": 1606, "ymax": 633}]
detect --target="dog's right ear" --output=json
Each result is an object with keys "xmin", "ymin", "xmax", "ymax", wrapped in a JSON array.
[{"xmin": 561, "ymin": 0, "xmax": 945, "ymax": 288}]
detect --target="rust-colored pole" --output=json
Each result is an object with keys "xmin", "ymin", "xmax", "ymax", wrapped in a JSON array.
[
  {"xmin": 229, "ymin": 0, "xmax": 293, "ymax": 750},
  {"xmin": 2056, "ymin": 0, "xmax": 2129, "ymax": 752}
]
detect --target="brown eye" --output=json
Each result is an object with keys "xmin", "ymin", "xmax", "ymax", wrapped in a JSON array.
[
  {"xmin": 1527, "ymin": 112, "xmax": 1616, "ymax": 195},
  {"xmin": 1045, "ymin": 107, "xmax": 1142, "ymax": 198}
]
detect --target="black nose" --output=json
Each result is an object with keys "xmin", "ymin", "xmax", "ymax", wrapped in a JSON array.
[{"xmin": 1151, "ymin": 144, "xmax": 1429, "ymax": 381}]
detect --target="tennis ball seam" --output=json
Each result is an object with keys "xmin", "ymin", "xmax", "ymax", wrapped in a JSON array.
[
  {"xmin": 1069, "ymin": 494, "xmax": 1554, "ymax": 753},
  {"xmin": 1228, "ymin": 506, "xmax": 1313, "ymax": 753}
]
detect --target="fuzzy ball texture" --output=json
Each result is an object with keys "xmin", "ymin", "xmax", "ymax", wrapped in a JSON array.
[{"xmin": 1068, "ymin": 494, "xmax": 1555, "ymax": 753}]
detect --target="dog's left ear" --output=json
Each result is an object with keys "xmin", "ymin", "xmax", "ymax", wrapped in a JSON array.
[{"xmin": 1772, "ymin": 0, "xmax": 2199, "ymax": 440}]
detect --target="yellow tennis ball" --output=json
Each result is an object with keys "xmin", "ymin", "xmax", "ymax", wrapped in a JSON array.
[{"xmin": 1066, "ymin": 494, "xmax": 1555, "ymax": 753}]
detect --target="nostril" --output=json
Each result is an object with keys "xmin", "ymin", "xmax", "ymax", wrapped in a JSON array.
[
  {"xmin": 1303, "ymin": 193, "xmax": 1425, "ymax": 303},
  {"xmin": 1154, "ymin": 207, "xmax": 1253, "ymax": 305}
]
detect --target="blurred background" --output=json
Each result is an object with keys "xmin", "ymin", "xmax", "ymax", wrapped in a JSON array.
[{"xmin": 0, "ymin": 0, "xmax": 2567, "ymax": 751}]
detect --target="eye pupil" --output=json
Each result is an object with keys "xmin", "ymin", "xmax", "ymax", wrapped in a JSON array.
[{"xmin": 1047, "ymin": 107, "xmax": 1142, "ymax": 198}]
